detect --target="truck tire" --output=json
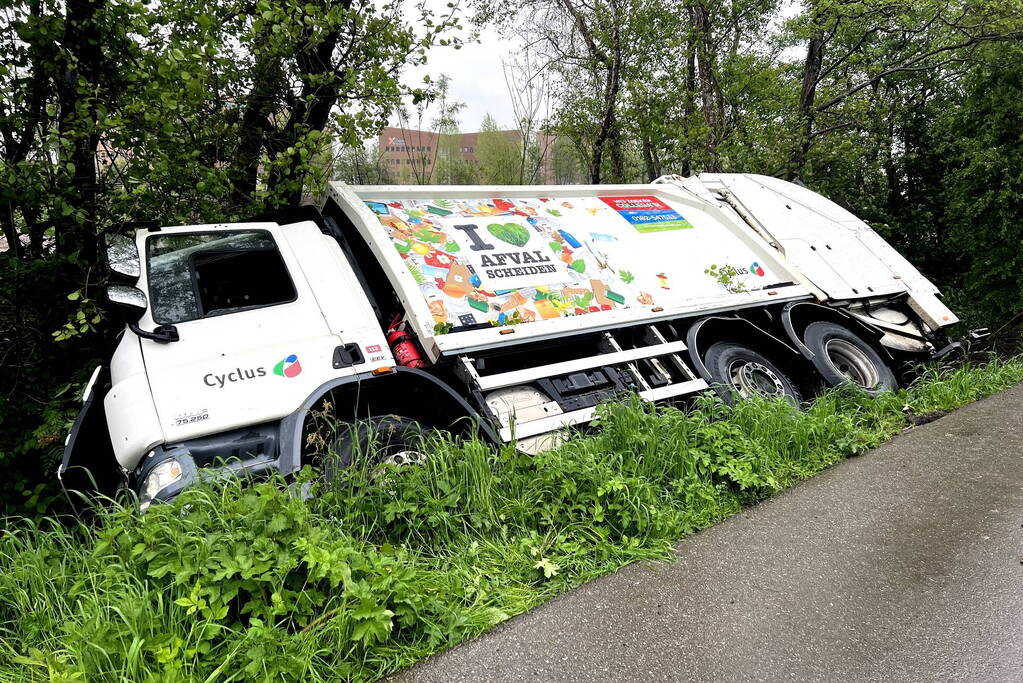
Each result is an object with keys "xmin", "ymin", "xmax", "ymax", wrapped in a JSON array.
[
  {"xmin": 703, "ymin": 342, "xmax": 803, "ymax": 404},
  {"xmin": 802, "ymin": 321, "xmax": 897, "ymax": 395},
  {"xmin": 322, "ymin": 415, "xmax": 433, "ymax": 481}
]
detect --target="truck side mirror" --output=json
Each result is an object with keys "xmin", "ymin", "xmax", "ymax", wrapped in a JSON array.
[
  {"xmin": 106, "ymin": 284, "xmax": 179, "ymax": 343},
  {"xmin": 104, "ymin": 233, "xmax": 141, "ymax": 281},
  {"xmin": 106, "ymin": 284, "xmax": 148, "ymax": 321}
]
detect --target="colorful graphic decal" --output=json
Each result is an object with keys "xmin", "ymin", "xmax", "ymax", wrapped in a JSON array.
[
  {"xmin": 273, "ymin": 354, "xmax": 302, "ymax": 378},
  {"xmin": 750, "ymin": 261, "xmax": 765, "ymax": 277},
  {"xmin": 599, "ymin": 196, "xmax": 694, "ymax": 233},
  {"xmin": 365, "ymin": 196, "xmax": 671, "ymax": 332}
]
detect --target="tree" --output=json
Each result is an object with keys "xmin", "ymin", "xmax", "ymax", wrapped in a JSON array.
[
  {"xmin": 393, "ymin": 74, "xmax": 469, "ymax": 184},
  {"xmin": 502, "ymin": 50, "xmax": 554, "ymax": 183},
  {"xmin": 430, "ymin": 75, "xmax": 474, "ymax": 184},
  {"xmin": 550, "ymin": 136, "xmax": 586, "ymax": 183},
  {"xmin": 943, "ymin": 42, "xmax": 1023, "ymax": 324},
  {"xmin": 334, "ymin": 141, "xmax": 392, "ymax": 185},
  {"xmin": 479, "ymin": 0, "xmax": 639, "ymax": 182},
  {"xmin": 475, "ymin": 114, "xmax": 520, "ymax": 184},
  {"xmin": 784, "ymin": 0, "xmax": 1023, "ymax": 179},
  {"xmin": 1, "ymin": 0, "xmax": 464, "ymax": 261}
]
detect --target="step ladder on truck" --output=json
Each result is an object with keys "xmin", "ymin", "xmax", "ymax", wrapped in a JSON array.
[{"xmin": 60, "ymin": 174, "xmax": 967, "ymax": 509}]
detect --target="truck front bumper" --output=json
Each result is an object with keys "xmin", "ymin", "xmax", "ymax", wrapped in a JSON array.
[{"xmin": 134, "ymin": 420, "xmax": 284, "ymax": 510}]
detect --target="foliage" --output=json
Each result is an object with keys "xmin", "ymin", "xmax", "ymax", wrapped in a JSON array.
[
  {"xmin": 942, "ymin": 42, "xmax": 1023, "ymax": 324},
  {"xmin": 475, "ymin": 113, "xmax": 522, "ymax": 184},
  {"xmin": 333, "ymin": 141, "xmax": 394, "ymax": 185},
  {"xmin": 392, "ymin": 74, "xmax": 472, "ymax": 184},
  {"xmin": 0, "ymin": 255, "xmax": 109, "ymax": 516},
  {"xmin": 704, "ymin": 264, "xmax": 750, "ymax": 294},
  {"xmin": 2, "ymin": 358, "xmax": 1022, "ymax": 680}
]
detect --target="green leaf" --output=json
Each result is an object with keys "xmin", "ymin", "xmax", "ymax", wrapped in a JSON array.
[{"xmin": 534, "ymin": 557, "xmax": 560, "ymax": 578}]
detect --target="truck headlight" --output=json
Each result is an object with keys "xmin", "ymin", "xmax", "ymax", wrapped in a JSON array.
[{"xmin": 139, "ymin": 459, "xmax": 183, "ymax": 510}]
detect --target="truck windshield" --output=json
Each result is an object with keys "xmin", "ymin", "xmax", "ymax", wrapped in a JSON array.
[{"xmin": 146, "ymin": 230, "xmax": 296, "ymax": 324}]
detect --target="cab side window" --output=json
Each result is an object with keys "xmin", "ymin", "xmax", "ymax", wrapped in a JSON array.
[{"xmin": 147, "ymin": 230, "xmax": 296, "ymax": 324}]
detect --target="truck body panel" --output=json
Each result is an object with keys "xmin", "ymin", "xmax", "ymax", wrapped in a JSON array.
[{"xmin": 328, "ymin": 182, "xmax": 816, "ymax": 360}]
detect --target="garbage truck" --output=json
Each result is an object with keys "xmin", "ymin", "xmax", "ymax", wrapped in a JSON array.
[{"xmin": 61, "ymin": 174, "xmax": 966, "ymax": 509}]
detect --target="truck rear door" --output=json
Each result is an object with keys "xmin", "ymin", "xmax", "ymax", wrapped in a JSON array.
[{"xmin": 701, "ymin": 174, "xmax": 906, "ymax": 300}]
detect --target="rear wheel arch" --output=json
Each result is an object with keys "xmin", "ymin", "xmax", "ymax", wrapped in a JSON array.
[
  {"xmin": 781, "ymin": 302, "xmax": 899, "ymax": 393},
  {"xmin": 686, "ymin": 315, "xmax": 814, "ymax": 400},
  {"xmin": 781, "ymin": 302, "xmax": 891, "ymax": 361}
]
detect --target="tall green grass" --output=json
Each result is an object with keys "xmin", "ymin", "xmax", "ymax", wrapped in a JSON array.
[{"xmin": 2, "ymin": 357, "xmax": 1021, "ymax": 681}]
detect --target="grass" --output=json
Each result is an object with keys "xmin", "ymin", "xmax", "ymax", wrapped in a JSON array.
[{"xmin": 1, "ymin": 356, "xmax": 1022, "ymax": 681}]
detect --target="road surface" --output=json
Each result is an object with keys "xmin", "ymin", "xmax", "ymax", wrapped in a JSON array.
[{"xmin": 393, "ymin": 384, "xmax": 1023, "ymax": 682}]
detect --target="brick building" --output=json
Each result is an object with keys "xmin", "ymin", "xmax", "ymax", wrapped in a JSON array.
[{"xmin": 378, "ymin": 126, "xmax": 556, "ymax": 184}]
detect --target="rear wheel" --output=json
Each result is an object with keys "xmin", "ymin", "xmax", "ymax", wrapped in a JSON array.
[
  {"xmin": 703, "ymin": 341, "xmax": 803, "ymax": 404},
  {"xmin": 803, "ymin": 322, "xmax": 897, "ymax": 395},
  {"xmin": 320, "ymin": 415, "xmax": 433, "ymax": 483}
]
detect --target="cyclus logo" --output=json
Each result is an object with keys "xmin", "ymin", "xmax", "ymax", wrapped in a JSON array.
[
  {"xmin": 750, "ymin": 261, "xmax": 766, "ymax": 277},
  {"xmin": 273, "ymin": 354, "xmax": 302, "ymax": 378}
]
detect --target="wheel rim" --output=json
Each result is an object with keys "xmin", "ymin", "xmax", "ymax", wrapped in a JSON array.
[
  {"xmin": 379, "ymin": 446, "xmax": 426, "ymax": 467},
  {"xmin": 824, "ymin": 339, "xmax": 880, "ymax": 388},
  {"xmin": 726, "ymin": 359, "xmax": 786, "ymax": 399}
]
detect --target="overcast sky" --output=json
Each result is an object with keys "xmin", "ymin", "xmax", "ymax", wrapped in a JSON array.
[{"xmin": 389, "ymin": 1, "xmax": 527, "ymax": 132}]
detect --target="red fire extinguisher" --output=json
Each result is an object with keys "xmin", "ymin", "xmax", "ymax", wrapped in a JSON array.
[{"xmin": 386, "ymin": 315, "xmax": 425, "ymax": 369}]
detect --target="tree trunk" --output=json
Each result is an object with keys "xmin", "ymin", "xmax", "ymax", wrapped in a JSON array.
[
  {"xmin": 642, "ymin": 136, "xmax": 657, "ymax": 182},
  {"xmin": 689, "ymin": 1, "xmax": 721, "ymax": 172},
  {"xmin": 589, "ymin": 36, "xmax": 622, "ymax": 183},
  {"xmin": 56, "ymin": 0, "xmax": 103, "ymax": 264},
  {"xmin": 232, "ymin": 47, "xmax": 285, "ymax": 208},
  {"xmin": 2, "ymin": 202, "xmax": 21, "ymax": 259},
  {"xmin": 266, "ymin": 26, "xmax": 343, "ymax": 206},
  {"xmin": 679, "ymin": 36, "xmax": 696, "ymax": 177},
  {"xmin": 790, "ymin": 31, "xmax": 825, "ymax": 179}
]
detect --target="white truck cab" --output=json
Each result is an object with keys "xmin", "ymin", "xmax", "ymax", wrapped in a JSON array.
[{"xmin": 60, "ymin": 175, "xmax": 964, "ymax": 509}]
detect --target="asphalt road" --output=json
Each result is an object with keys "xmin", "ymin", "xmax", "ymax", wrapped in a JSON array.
[{"xmin": 393, "ymin": 384, "xmax": 1023, "ymax": 682}]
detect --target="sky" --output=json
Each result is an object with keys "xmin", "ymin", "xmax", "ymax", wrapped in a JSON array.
[{"xmin": 389, "ymin": 1, "xmax": 527, "ymax": 132}]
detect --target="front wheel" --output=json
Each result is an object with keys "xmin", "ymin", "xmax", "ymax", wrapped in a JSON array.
[
  {"xmin": 320, "ymin": 415, "xmax": 433, "ymax": 483},
  {"xmin": 703, "ymin": 341, "xmax": 803, "ymax": 404},
  {"xmin": 802, "ymin": 322, "xmax": 897, "ymax": 396}
]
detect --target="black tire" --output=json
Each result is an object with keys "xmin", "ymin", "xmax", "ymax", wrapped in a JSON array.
[
  {"xmin": 321, "ymin": 415, "xmax": 433, "ymax": 482},
  {"xmin": 803, "ymin": 321, "xmax": 897, "ymax": 395},
  {"xmin": 703, "ymin": 341, "xmax": 803, "ymax": 404}
]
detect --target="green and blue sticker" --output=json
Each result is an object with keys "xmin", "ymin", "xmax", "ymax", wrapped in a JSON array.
[{"xmin": 599, "ymin": 195, "xmax": 694, "ymax": 233}]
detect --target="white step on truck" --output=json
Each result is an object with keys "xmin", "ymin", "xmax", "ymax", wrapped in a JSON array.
[{"xmin": 62, "ymin": 174, "xmax": 963, "ymax": 508}]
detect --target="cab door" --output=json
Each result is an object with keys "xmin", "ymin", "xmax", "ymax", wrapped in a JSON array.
[{"xmin": 136, "ymin": 223, "xmax": 343, "ymax": 445}]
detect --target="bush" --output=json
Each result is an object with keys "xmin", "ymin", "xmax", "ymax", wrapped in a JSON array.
[
  {"xmin": 1, "ymin": 358, "xmax": 1021, "ymax": 681},
  {"xmin": 0, "ymin": 255, "xmax": 109, "ymax": 517}
]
